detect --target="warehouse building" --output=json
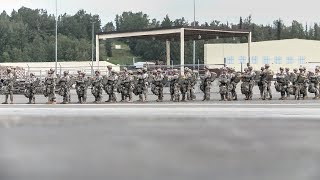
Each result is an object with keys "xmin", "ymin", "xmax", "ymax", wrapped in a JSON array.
[{"xmin": 204, "ymin": 39, "xmax": 320, "ymax": 72}]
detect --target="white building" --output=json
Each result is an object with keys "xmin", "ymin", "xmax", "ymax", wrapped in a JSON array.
[{"xmin": 204, "ymin": 39, "xmax": 320, "ymax": 72}]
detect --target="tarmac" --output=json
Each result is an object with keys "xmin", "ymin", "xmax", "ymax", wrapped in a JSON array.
[{"xmin": 0, "ymin": 86, "xmax": 320, "ymax": 180}]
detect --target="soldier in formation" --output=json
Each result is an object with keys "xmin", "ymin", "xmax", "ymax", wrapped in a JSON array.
[
  {"xmin": 4, "ymin": 64, "xmax": 320, "ymax": 104},
  {"xmin": 275, "ymin": 67, "xmax": 288, "ymax": 100},
  {"xmin": 24, "ymin": 73, "xmax": 38, "ymax": 104},
  {"xmin": 218, "ymin": 67, "xmax": 230, "ymax": 101},
  {"xmin": 168, "ymin": 69, "xmax": 181, "ymax": 102},
  {"xmin": 185, "ymin": 68, "xmax": 196, "ymax": 101},
  {"xmin": 133, "ymin": 69, "xmax": 147, "ymax": 102},
  {"xmin": 200, "ymin": 66, "xmax": 216, "ymax": 101},
  {"xmin": 104, "ymin": 69, "xmax": 118, "ymax": 103},
  {"xmin": 2, "ymin": 68, "xmax": 16, "ymax": 104},
  {"xmin": 241, "ymin": 68, "xmax": 252, "ymax": 100},
  {"xmin": 57, "ymin": 71, "xmax": 71, "ymax": 104},
  {"xmin": 44, "ymin": 68, "xmax": 56, "ymax": 104},
  {"xmin": 75, "ymin": 71, "xmax": 88, "ymax": 104},
  {"xmin": 91, "ymin": 70, "xmax": 103, "ymax": 103}
]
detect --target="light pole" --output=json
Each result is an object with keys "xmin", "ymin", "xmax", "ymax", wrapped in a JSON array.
[
  {"xmin": 91, "ymin": 22, "xmax": 95, "ymax": 76},
  {"xmin": 55, "ymin": 0, "xmax": 58, "ymax": 74},
  {"xmin": 193, "ymin": 0, "xmax": 196, "ymax": 70}
]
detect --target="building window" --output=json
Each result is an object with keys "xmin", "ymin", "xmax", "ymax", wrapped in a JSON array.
[
  {"xmin": 298, "ymin": 56, "xmax": 306, "ymax": 64},
  {"xmin": 251, "ymin": 56, "xmax": 258, "ymax": 64},
  {"xmin": 238, "ymin": 56, "xmax": 247, "ymax": 64},
  {"xmin": 286, "ymin": 56, "xmax": 294, "ymax": 64},
  {"xmin": 274, "ymin": 56, "xmax": 282, "ymax": 64},
  {"xmin": 263, "ymin": 56, "xmax": 270, "ymax": 65},
  {"xmin": 226, "ymin": 56, "xmax": 234, "ymax": 64}
]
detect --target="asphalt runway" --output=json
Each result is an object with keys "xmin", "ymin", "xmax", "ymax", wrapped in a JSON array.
[{"xmin": 1, "ymin": 104, "xmax": 320, "ymax": 180}]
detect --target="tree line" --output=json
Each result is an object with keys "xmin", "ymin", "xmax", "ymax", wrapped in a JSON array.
[{"xmin": 1, "ymin": 7, "xmax": 320, "ymax": 64}]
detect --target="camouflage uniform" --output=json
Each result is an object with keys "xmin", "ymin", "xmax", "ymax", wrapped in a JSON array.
[
  {"xmin": 104, "ymin": 70, "xmax": 118, "ymax": 103},
  {"xmin": 75, "ymin": 71, "xmax": 88, "ymax": 104},
  {"xmin": 185, "ymin": 68, "xmax": 196, "ymax": 101},
  {"xmin": 308, "ymin": 70, "xmax": 320, "ymax": 99},
  {"xmin": 142, "ymin": 68, "xmax": 149, "ymax": 102},
  {"xmin": 285, "ymin": 68, "xmax": 291, "ymax": 97},
  {"xmin": 2, "ymin": 68, "xmax": 16, "ymax": 104},
  {"xmin": 295, "ymin": 67, "xmax": 308, "ymax": 100},
  {"xmin": 261, "ymin": 64, "xmax": 273, "ymax": 100},
  {"xmin": 168, "ymin": 69, "xmax": 181, "ymax": 102},
  {"xmin": 123, "ymin": 70, "xmax": 134, "ymax": 102},
  {"xmin": 248, "ymin": 66, "xmax": 256, "ymax": 100},
  {"xmin": 180, "ymin": 72, "xmax": 188, "ymax": 102},
  {"xmin": 134, "ymin": 69, "xmax": 147, "ymax": 102},
  {"xmin": 229, "ymin": 68, "xmax": 240, "ymax": 100},
  {"xmin": 241, "ymin": 68, "xmax": 251, "ymax": 100},
  {"xmin": 24, "ymin": 73, "xmax": 38, "ymax": 104},
  {"xmin": 219, "ymin": 68, "xmax": 231, "ymax": 101},
  {"xmin": 152, "ymin": 69, "xmax": 165, "ymax": 102},
  {"xmin": 44, "ymin": 69, "xmax": 56, "ymax": 104},
  {"xmin": 275, "ymin": 67, "xmax": 287, "ymax": 100},
  {"xmin": 58, "ymin": 71, "xmax": 71, "ymax": 104},
  {"xmin": 287, "ymin": 69, "xmax": 299, "ymax": 96},
  {"xmin": 200, "ymin": 67, "xmax": 215, "ymax": 101},
  {"xmin": 91, "ymin": 71, "xmax": 103, "ymax": 103}
]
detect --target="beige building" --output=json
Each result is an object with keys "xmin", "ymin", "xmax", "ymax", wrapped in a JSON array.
[{"xmin": 204, "ymin": 39, "xmax": 320, "ymax": 72}]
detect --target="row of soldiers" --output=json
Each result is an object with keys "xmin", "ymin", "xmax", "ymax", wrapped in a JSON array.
[
  {"xmin": 215, "ymin": 64, "xmax": 320, "ymax": 101},
  {"xmin": 1, "ymin": 65, "xmax": 319, "ymax": 104}
]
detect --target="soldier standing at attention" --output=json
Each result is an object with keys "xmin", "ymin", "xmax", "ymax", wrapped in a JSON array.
[
  {"xmin": 168, "ymin": 69, "xmax": 180, "ymax": 102},
  {"xmin": 308, "ymin": 68, "xmax": 320, "ymax": 99},
  {"xmin": 134, "ymin": 69, "xmax": 146, "ymax": 102},
  {"xmin": 91, "ymin": 70, "xmax": 103, "ymax": 103},
  {"xmin": 75, "ymin": 71, "xmax": 88, "ymax": 104},
  {"xmin": 241, "ymin": 68, "xmax": 252, "ymax": 100},
  {"xmin": 24, "ymin": 73, "xmax": 38, "ymax": 104},
  {"xmin": 295, "ymin": 67, "xmax": 308, "ymax": 100},
  {"xmin": 285, "ymin": 68, "xmax": 291, "ymax": 98},
  {"xmin": 218, "ymin": 67, "xmax": 231, "ymax": 101},
  {"xmin": 44, "ymin": 69, "xmax": 56, "ymax": 104},
  {"xmin": 105, "ymin": 70, "xmax": 118, "ymax": 103},
  {"xmin": 228, "ymin": 67, "xmax": 240, "ymax": 101},
  {"xmin": 185, "ymin": 68, "xmax": 196, "ymax": 101},
  {"xmin": 2, "ymin": 68, "xmax": 16, "ymax": 104},
  {"xmin": 58, "ymin": 71, "xmax": 71, "ymax": 104},
  {"xmin": 180, "ymin": 68, "xmax": 189, "ymax": 102},
  {"xmin": 248, "ymin": 66, "xmax": 256, "ymax": 100},
  {"xmin": 263, "ymin": 64, "xmax": 273, "ymax": 100},
  {"xmin": 315, "ymin": 67, "xmax": 320, "ymax": 99},
  {"xmin": 142, "ymin": 68, "xmax": 149, "ymax": 102},
  {"xmin": 154, "ymin": 69, "xmax": 165, "ymax": 102},
  {"xmin": 201, "ymin": 66, "xmax": 213, "ymax": 101},
  {"xmin": 275, "ymin": 67, "xmax": 287, "ymax": 100}
]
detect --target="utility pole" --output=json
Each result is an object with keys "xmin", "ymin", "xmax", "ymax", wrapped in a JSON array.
[
  {"xmin": 55, "ymin": 0, "xmax": 58, "ymax": 74},
  {"xmin": 91, "ymin": 22, "xmax": 95, "ymax": 76},
  {"xmin": 193, "ymin": 0, "xmax": 196, "ymax": 70}
]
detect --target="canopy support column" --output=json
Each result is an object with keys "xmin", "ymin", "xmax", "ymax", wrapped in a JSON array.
[
  {"xmin": 180, "ymin": 28, "xmax": 185, "ymax": 75},
  {"xmin": 166, "ymin": 40, "xmax": 171, "ymax": 66},
  {"xmin": 96, "ymin": 35, "xmax": 100, "ymax": 63},
  {"xmin": 248, "ymin": 32, "xmax": 252, "ymax": 66}
]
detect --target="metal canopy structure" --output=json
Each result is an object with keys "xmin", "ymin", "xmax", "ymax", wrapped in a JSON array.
[{"xmin": 96, "ymin": 27, "xmax": 252, "ymax": 74}]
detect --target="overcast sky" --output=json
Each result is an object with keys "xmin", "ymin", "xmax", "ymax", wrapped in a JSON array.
[{"xmin": 1, "ymin": 0, "xmax": 319, "ymax": 26}]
